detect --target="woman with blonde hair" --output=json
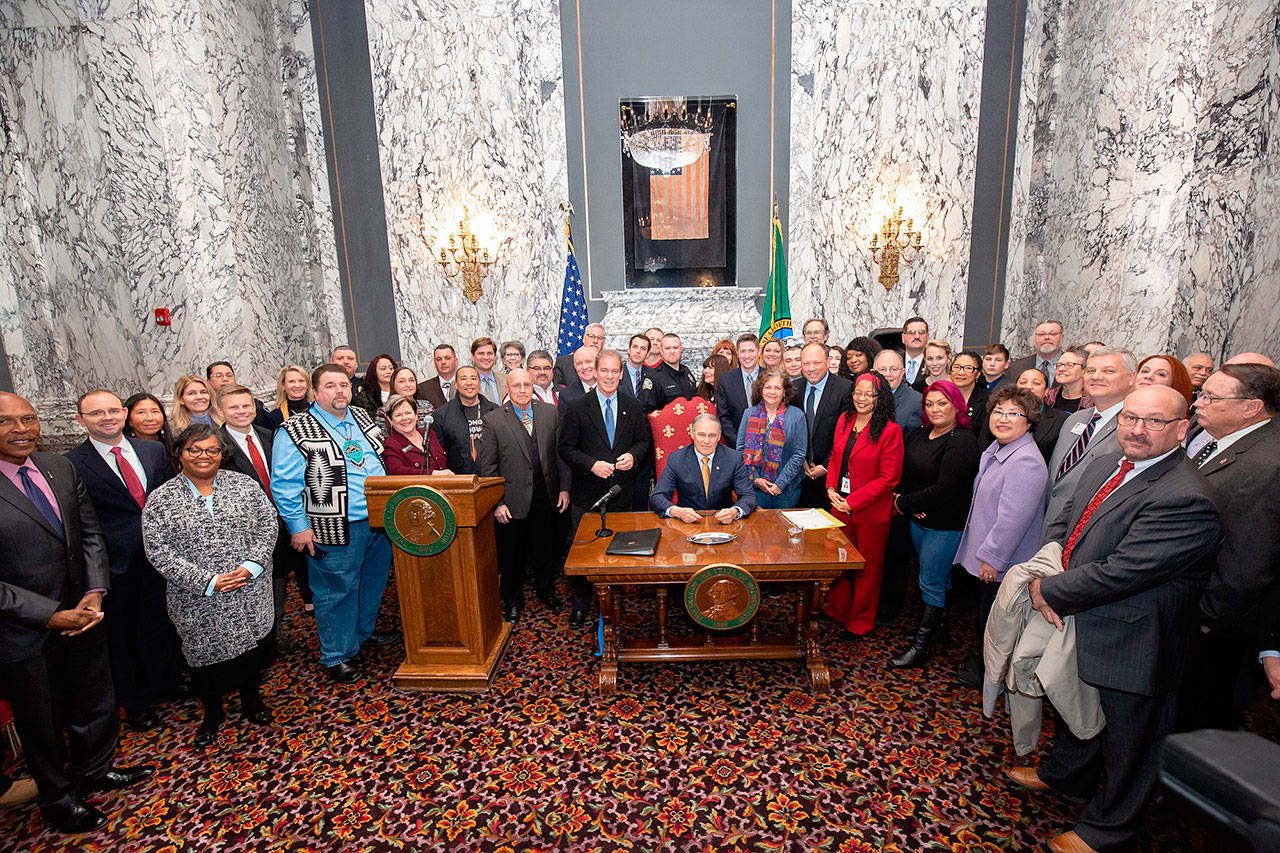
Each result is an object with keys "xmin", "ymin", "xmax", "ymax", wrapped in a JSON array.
[
  {"xmin": 910, "ymin": 340, "xmax": 953, "ymax": 393},
  {"xmin": 264, "ymin": 364, "xmax": 314, "ymax": 429},
  {"xmin": 170, "ymin": 374, "xmax": 221, "ymax": 432}
]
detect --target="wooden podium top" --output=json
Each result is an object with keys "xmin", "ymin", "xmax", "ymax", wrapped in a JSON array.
[
  {"xmin": 365, "ymin": 475, "xmax": 504, "ymax": 528},
  {"xmin": 564, "ymin": 509, "xmax": 863, "ymax": 583}
]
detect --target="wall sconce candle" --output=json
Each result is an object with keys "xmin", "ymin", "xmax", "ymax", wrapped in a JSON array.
[
  {"xmin": 868, "ymin": 206, "xmax": 923, "ymax": 291},
  {"xmin": 434, "ymin": 206, "xmax": 496, "ymax": 303}
]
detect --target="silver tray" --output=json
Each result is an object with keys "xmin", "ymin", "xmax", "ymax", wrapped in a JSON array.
[{"xmin": 686, "ymin": 531, "xmax": 737, "ymax": 545}]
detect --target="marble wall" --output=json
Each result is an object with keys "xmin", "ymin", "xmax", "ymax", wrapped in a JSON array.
[
  {"xmin": 1004, "ymin": 0, "xmax": 1280, "ymax": 360},
  {"xmin": 366, "ymin": 0, "xmax": 568, "ymax": 374},
  {"xmin": 789, "ymin": 0, "xmax": 987, "ymax": 345},
  {"xmin": 0, "ymin": 0, "xmax": 340, "ymax": 421}
]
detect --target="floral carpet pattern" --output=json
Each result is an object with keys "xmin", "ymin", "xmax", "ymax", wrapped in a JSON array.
[{"xmin": 1, "ymin": 580, "xmax": 1273, "ymax": 852}]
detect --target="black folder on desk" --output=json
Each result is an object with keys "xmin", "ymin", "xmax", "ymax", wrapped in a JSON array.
[{"xmin": 606, "ymin": 529, "xmax": 661, "ymax": 556}]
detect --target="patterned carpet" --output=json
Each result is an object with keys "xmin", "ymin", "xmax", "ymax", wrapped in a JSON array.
[{"xmin": 1, "ymin": 577, "xmax": 1273, "ymax": 852}]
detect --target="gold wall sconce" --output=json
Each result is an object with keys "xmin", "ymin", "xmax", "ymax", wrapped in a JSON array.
[
  {"xmin": 869, "ymin": 206, "xmax": 923, "ymax": 291},
  {"xmin": 435, "ymin": 207, "xmax": 496, "ymax": 303}
]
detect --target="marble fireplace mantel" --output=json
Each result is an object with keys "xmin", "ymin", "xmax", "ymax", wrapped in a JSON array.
[{"xmin": 599, "ymin": 287, "xmax": 764, "ymax": 364}]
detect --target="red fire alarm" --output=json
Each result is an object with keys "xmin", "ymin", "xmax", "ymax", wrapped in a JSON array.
[{"xmin": 154, "ymin": 308, "xmax": 171, "ymax": 326}]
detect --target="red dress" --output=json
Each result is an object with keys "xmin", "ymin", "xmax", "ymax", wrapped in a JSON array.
[{"xmin": 823, "ymin": 416, "xmax": 904, "ymax": 634}]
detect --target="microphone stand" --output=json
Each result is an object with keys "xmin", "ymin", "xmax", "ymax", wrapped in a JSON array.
[{"xmin": 595, "ymin": 504, "xmax": 613, "ymax": 539}]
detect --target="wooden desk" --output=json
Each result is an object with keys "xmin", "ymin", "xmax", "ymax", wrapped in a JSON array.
[{"xmin": 564, "ymin": 510, "xmax": 864, "ymax": 695}]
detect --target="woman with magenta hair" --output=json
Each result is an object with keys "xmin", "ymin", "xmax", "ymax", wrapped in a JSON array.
[{"xmin": 887, "ymin": 380, "xmax": 981, "ymax": 669}]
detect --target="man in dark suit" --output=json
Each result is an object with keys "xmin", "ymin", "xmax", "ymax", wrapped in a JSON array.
[
  {"xmin": 219, "ymin": 385, "xmax": 307, "ymax": 654},
  {"xmin": 870, "ymin": 348, "xmax": 922, "ymax": 626},
  {"xmin": 1043, "ymin": 347, "xmax": 1135, "ymax": 535},
  {"xmin": 715, "ymin": 333, "xmax": 760, "ymax": 446},
  {"xmin": 1008, "ymin": 319, "xmax": 1065, "ymax": 388},
  {"xmin": 0, "ymin": 392, "xmax": 152, "ymax": 833},
  {"xmin": 793, "ymin": 342, "xmax": 853, "ymax": 508},
  {"xmin": 559, "ymin": 349, "xmax": 652, "ymax": 626},
  {"xmin": 1008, "ymin": 385, "xmax": 1220, "ymax": 853},
  {"xmin": 476, "ymin": 369, "xmax": 571, "ymax": 621},
  {"xmin": 432, "ymin": 366, "xmax": 497, "ymax": 475},
  {"xmin": 558, "ymin": 346, "xmax": 598, "ymax": 406},
  {"xmin": 872, "ymin": 349, "xmax": 922, "ymax": 434},
  {"xmin": 1178, "ymin": 364, "xmax": 1280, "ymax": 730},
  {"xmin": 67, "ymin": 389, "xmax": 180, "ymax": 732},
  {"xmin": 206, "ymin": 360, "xmax": 271, "ymax": 428},
  {"xmin": 416, "ymin": 343, "xmax": 459, "ymax": 409},
  {"xmin": 619, "ymin": 333, "xmax": 650, "ymax": 399},
  {"xmin": 649, "ymin": 413, "xmax": 756, "ymax": 522},
  {"xmin": 553, "ymin": 323, "xmax": 606, "ymax": 386}
]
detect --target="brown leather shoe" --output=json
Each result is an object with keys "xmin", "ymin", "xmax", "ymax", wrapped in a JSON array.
[
  {"xmin": 1005, "ymin": 765, "xmax": 1051, "ymax": 791},
  {"xmin": 1047, "ymin": 830, "xmax": 1098, "ymax": 852},
  {"xmin": 0, "ymin": 777, "xmax": 37, "ymax": 807}
]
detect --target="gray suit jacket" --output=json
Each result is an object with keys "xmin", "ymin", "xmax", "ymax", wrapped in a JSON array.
[
  {"xmin": 0, "ymin": 453, "xmax": 110, "ymax": 663},
  {"xmin": 1040, "ymin": 451, "xmax": 1220, "ymax": 696},
  {"xmin": 890, "ymin": 381, "xmax": 923, "ymax": 434},
  {"xmin": 1043, "ymin": 406, "xmax": 1120, "ymax": 536},
  {"xmin": 476, "ymin": 400, "xmax": 570, "ymax": 518}
]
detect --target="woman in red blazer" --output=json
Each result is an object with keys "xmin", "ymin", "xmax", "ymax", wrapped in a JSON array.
[
  {"xmin": 824, "ymin": 371, "xmax": 904, "ymax": 638},
  {"xmin": 382, "ymin": 395, "xmax": 450, "ymax": 476}
]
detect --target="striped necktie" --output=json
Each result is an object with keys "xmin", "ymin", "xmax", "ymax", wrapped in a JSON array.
[
  {"xmin": 521, "ymin": 408, "xmax": 533, "ymax": 436},
  {"xmin": 1192, "ymin": 440, "xmax": 1217, "ymax": 468},
  {"xmin": 1056, "ymin": 412, "xmax": 1101, "ymax": 481}
]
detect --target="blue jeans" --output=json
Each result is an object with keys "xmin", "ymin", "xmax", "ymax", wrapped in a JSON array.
[
  {"xmin": 755, "ymin": 482, "xmax": 801, "ymax": 509},
  {"xmin": 307, "ymin": 523, "xmax": 392, "ymax": 666},
  {"xmin": 909, "ymin": 521, "xmax": 963, "ymax": 609}
]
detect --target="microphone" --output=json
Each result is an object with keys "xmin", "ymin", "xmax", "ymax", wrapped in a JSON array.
[{"xmin": 587, "ymin": 484, "xmax": 622, "ymax": 513}]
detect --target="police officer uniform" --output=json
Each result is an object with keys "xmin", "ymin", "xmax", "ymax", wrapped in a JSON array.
[{"xmin": 640, "ymin": 361, "xmax": 698, "ymax": 411}]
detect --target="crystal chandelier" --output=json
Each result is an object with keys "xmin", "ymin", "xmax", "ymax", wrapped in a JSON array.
[{"xmin": 620, "ymin": 97, "xmax": 713, "ymax": 173}]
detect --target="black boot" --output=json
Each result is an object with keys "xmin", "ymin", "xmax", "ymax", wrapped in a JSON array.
[{"xmin": 889, "ymin": 604, "xmax": 945, "ymax": 669}]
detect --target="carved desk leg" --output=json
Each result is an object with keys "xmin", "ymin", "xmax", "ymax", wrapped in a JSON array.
[
  {"xmin": 597, "ymin": 584, "xmax": 617, "ymax": 695},
  {"xmin": 806, "ymin": 580, "xmax": 831, "ymax": 694},
  {"xmin": 656, "ymin": 587, "xmax": 669, "ymax": 649}
]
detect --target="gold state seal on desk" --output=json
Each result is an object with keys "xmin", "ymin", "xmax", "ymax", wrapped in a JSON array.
[
  {"xmin": 685, "ymin": 563, "xmax": 759, "ymax": 630},
  {"xmin": 384, "ymin": 485, "xmax": 456, "ymax": 556}
]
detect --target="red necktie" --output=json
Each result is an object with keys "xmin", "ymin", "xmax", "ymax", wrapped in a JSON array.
[
  {"xmin": 1061, "ymin": 459, "xmax": 1134, "ymax": 569},
  {"xmin": 110, "ymin": 446, "xmax": 147, "ymax": 509},
  {"xmin": 245, "ymin": 434, "xmax": 272, "ymax": 496}
]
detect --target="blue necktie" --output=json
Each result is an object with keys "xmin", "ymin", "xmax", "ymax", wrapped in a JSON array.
[
  {"xmin": 19, "ymin": 466, "xmax": 64, "ymax": 540},
  {"xmin": 605, "ymin": 398, "xmax": 616, "ymax": 446}
]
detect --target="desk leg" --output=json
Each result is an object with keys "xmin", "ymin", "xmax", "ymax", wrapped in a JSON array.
[
  {"xmin": 806, "ymin": 580, "xmax": 831, "ymax": 694},
  {"xmin": 597, "ymin": 584, "xmax": 617, "ymax": 695},
  {"xmin": 656, "ymin": 587, "xmax": 669, "ymax": 649}
]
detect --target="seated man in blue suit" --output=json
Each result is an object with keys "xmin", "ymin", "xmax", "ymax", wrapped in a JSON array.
[{"xmin": 649, "ymin": 413, "xmax": 756, "ymax": 524}]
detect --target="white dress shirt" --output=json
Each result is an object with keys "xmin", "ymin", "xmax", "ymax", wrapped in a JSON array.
[
  {"xmin": 1185, "ymin": 418, "xmax": 1269, "ymax": 462},
  {"xmin": 89, "ymin": 436, "xmax": 148, "ymax": 491}
]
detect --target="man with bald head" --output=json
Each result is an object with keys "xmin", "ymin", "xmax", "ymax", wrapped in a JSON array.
[
  {"xmin": 477, "ymin": 369, "xmax": 570, "ymax": 621},
  {"xmin": 1010, "ymin": 385, "xmax": 1220, "ymax": 853},
  {"xmin": 0, "ymin": 393, "xmax": 152, "ymax": 832},
  {"xmin": 1224, "ymin": 351, "xmax": 1276, "ymax": 367}
]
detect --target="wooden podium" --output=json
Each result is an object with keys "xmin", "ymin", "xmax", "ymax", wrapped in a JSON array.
[{"xmin": 365, "ymin": 475, "xmax": 513, "ymax": 692}]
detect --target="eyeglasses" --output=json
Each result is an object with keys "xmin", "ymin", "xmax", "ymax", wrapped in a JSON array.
[
  {"xmin": 1196, "ymin": 392, "xmax": 1253, "ymax": 405},
  {"xmin": 80, "ymin": 407, "xmax": 125, "ymax": 418},
  {"xmin": 951, "ymin": 365, "xmax": 980, "ymax": 373},
  {"xmin": 851, "ymin": 391, "xmax": 878, "ymax": 400},
  {"xmin": 1116, "ymin": 412, "xmax": 1184, "ymax": 431},
  {"xmin": 991, "ymin": 409, "xmax": 1028, "ymax": 420},
  {"xmin": 183, "ymin": 446, "xmax": 223, "ymax": 458},
  {"xmin": 1057, "ymin": 361, "xmax": 1084, "ymax": 369}
]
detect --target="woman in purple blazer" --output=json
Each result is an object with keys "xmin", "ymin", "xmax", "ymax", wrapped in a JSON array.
[{"xmin": 954, "ymin": 385, "xmax": 1048, "ymax": 687}]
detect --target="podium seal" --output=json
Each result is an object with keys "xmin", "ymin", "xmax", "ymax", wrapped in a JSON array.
[
  {"xmin": 685, "ymin": 563, "xmax": 759, "ymax": 630},
  {"xmin": 384, "ymin": 485, "xmax": 456, "ymax": 556}
]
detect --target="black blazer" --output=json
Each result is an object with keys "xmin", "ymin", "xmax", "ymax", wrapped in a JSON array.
[
  {"xmin": 1041, "ymin": 451, "xmax": 1221, "ymax": 696},
  {"xmin": 0, "ymin": 453, "xmax": 109, "ymax": 663},
  {"xmin": 792, "ymin": 374, "xmax": 853, "ymax": 466},
  {"xmin": 552, "ymin": 353, "xmax": 576, "ymax": 388},
  {"xmin": 476, "ymin": 401, "xmax": 570, "ymax": 518},
  {"xmin": 65, "ymin": 437, "xmax": 173, "ymax": 576},
  {"xmin": 433, "ymin": 395, "xmax": 496, "ymax": 475},
  {"xmin": 1196, "ymin": 421, "xmax": 1280, "ymax": 637},
  {"xmin": 558, "ymin": 390, "xmax": 652, "ymax": 511},
  {"xmin": 715, "ymin": 367, "xmax": 753, "ymax": 446},
  {"xmin": 558, "ymin": 378, "xmax": 593, "ymax": 406},
  {"xmin": 219, "ymin": 424, "xmax": 297, "ymax": 578},
  {"xmin": 619, "ymin": 363, "xmax": 646, "ymax": 400}
]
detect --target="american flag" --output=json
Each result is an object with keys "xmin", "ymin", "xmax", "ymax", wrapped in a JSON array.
[
  {"xmin": 556, "ymin": 223, "xmax": 589, "ymax": 358},
  {"xmin": 650, "ymin": 151, "xmax": 710, "ymax": 241}
]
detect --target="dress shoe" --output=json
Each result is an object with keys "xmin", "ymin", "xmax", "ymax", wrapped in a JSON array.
[
  {"xmin": 124, "ymin": 709, "xmax": 160, "ymax": 732},
  {"xmin": 42, "ymin": 799, "xmax": 107, "ymax": 834},
  {"xmin": 1047, "ymin": 830, "xmax": 1098, "ymax": 853},
  {"xmin": 244, "ymin": 706, "xmax": 273, "ymax": 726},
  {"xmin": 363, "ymin": 630, "xmax": 402, "ymax": 647},
  {"xmin": 537, "ymin": 592, "xmax": 563, "ymax": 613},
  {"xmin": 955, "ymin": 656, "xmax": 984, "ymax": 689},
  {"xmin": 0, "ymin": 777, "xmax": 37, "ymax": 807},
  {"xmin": 503, "ymin": 601, "xmax": 522, "ymax": 622},
  {"xmin": 325, "ymin": 661, "xmax": 360, "ymax": 683},
  {"xmin": 193, "ymin": 722, "xmax": 221, "ymax": 748},
  {"xmin": 1005, "ymin": 765, "xmax": 1051, "ymax": 791},
  {"xmin": 569, "ymin": 607, "xmax": 587, "ymax": 629},
  {"xmin": 83, "ymin": 766, "xmax": 153, "ymax": 793}
]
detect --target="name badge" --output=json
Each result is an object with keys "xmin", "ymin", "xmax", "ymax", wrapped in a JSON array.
[
  {"xmin": 840, "ymin": 476, "xmax": 851, "ymax": 494},
  {"xmin": 1071, "ymin": 422, "xmax": 1087, "ymax": 435}
]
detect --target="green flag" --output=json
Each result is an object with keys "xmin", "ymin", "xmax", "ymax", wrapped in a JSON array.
[{"xmin": 759, "ymin": 211, "xmax": 793, "ymax": 344}]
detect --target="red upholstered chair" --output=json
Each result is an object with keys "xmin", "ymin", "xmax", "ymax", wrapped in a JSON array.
[
  {"xmin": 0, "ymin": 698, "xmax": 20, "ymax": 769},
  {"xmin": 648, "ymin": 396, "xmax": 718, "ymax": 480}
]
